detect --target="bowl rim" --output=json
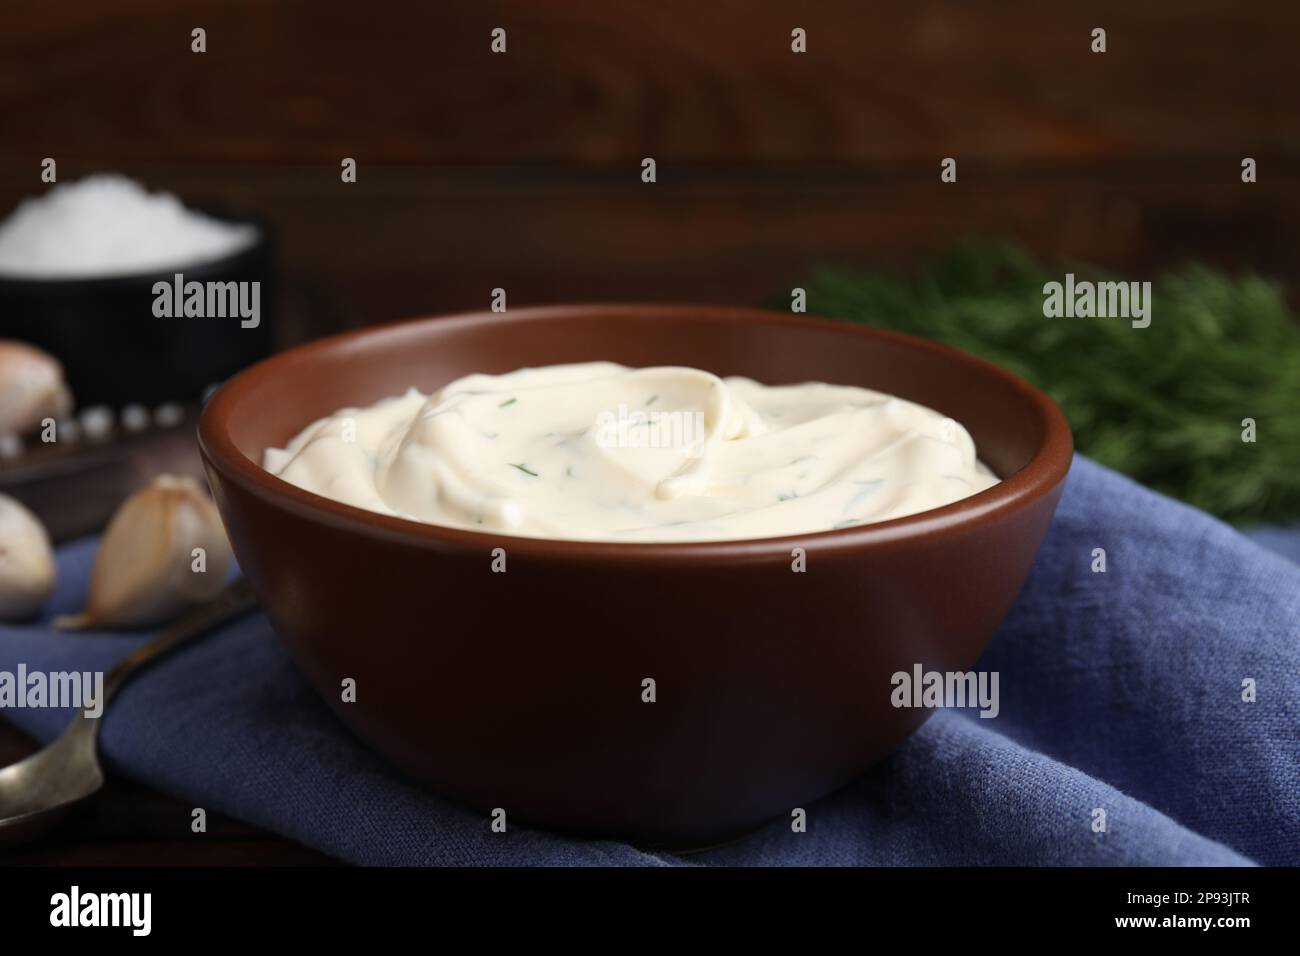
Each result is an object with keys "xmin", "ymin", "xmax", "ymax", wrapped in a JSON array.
[{"xmin": 198, "ymin": 303, "xmax": 1074, "ymax": 562}]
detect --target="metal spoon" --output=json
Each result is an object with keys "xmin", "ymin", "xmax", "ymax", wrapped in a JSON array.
[{"xmin": 0, "ymin": 578, "xmax": 257, "ymax": 845}]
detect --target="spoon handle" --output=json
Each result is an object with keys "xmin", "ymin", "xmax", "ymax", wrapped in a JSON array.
[{"xmin": 100, "ymin": 579, "xmax": 259, "ymax": 707}]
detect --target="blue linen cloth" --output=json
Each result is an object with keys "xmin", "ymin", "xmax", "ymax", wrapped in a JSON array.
[{"xmin": 1, "ymin": 455, "xmax": 1296, "ymax": 866}]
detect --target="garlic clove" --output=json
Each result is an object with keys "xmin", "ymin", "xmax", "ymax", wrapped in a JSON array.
[
  {"xmin": 0, "ymin": 493, "xmax": 56, "ymax": 621},
  {"xmin": 0, "ymin": 340, "xmax": 74, "ymax": 436},
  {"xmin": 55, "ymin": 475, "xmax": 233, "ymax": 630}
]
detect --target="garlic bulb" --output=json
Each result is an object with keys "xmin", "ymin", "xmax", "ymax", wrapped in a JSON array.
[
  {"xmin": 0, "ymin": 494, "xmax": 56, "ymax": 620},
  {"xmin": 0, "ymin": 340, "xmax": 74, "ymax": 436},
  {"xmin": 56, "ymin": 475, "xmax": 233, "ymax": 630}
]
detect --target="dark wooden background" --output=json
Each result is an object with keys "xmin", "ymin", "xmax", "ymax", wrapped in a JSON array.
[
  {"xmin": 1, "ymin": 0, "xmax": 1296, "ymax": 865},
  {"xmin": 3, "ymin": 0, "xmax": 1297, "ymax": 342}
]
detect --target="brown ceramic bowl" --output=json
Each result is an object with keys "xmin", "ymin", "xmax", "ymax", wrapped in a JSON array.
[{"xmin": 198, "ymin": 304, "xmax": 1072, "ymax": 846}]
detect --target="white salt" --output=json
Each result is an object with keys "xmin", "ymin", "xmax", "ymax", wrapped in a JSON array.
[{"xmin": 0, "ymin": 174, "xmax": 258, "ymax": 279}]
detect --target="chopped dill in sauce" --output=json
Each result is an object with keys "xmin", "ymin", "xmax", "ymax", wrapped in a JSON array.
[{"xmin": 264, "ymin": 362, "xmax": 998, "ymax": 542}]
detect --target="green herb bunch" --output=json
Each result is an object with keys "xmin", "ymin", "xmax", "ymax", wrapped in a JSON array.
[{"xmin": 797, "ymin": 244, "xmax": 1300, "ymax": 525}]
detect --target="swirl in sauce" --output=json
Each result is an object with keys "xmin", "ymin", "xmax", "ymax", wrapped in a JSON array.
[{"xmin": 263, "ymin": 363, "xmax": 999, "ymax": 542}]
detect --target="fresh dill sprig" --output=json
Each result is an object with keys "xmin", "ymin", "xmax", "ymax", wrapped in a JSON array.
[{"xmin": 791, "ymin": 243, "xmax": 1300, "ymax": 525}]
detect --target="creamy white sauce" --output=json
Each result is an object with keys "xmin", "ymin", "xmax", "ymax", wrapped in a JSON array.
[{"xmin": 262, "ymin": 363, "xmax": 999, "ymax": 542}]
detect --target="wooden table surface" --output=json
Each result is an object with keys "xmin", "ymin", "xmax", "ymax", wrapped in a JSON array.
[{"xmin": 1, "ymin": 0, "xmax": 1296, "ymax": 865}]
